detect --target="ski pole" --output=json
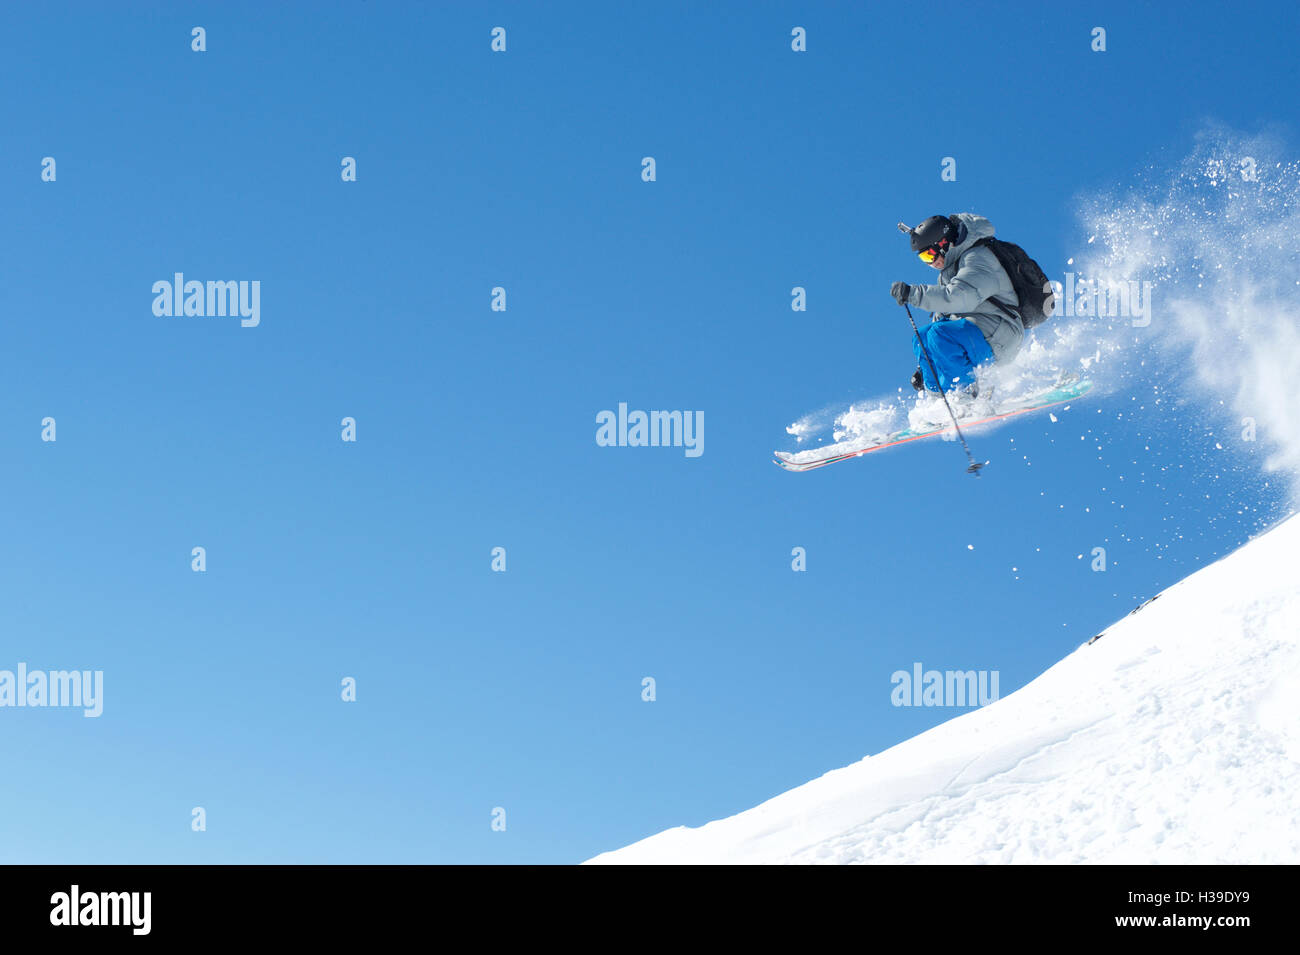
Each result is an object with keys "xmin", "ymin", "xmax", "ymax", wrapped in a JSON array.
[{"xmin": 903, "ymin": 303, "xmax": 987, "ymax": 476}]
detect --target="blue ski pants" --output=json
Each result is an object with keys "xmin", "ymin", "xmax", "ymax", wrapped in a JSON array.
[{"xmin": 913, "ymin": 318, "xmax": 995, "ymax": 392}]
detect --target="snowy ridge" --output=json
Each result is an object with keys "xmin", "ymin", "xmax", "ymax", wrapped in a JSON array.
[{"xmin": 587, "ymin": 513, "xmax": 1300, "ymax": 864}]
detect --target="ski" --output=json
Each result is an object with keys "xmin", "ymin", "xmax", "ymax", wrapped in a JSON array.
[{"xmin": 774, "ymin": 378, "xmax": 1093, "ymax": 472}]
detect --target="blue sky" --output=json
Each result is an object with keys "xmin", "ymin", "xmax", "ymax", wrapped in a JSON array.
[{"xmin": 0, "ymin": 1, "xmax": 1295, "ymax": 863}]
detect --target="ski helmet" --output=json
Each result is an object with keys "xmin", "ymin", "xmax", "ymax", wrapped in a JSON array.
[{"xmin": 909, "ymin": 215, "xmax": 958, "ymax": 254}]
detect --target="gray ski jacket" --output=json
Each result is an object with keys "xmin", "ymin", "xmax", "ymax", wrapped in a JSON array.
[{"xmin": 905, "ymin": 213, "xmax": 1024, "ymax": 362}]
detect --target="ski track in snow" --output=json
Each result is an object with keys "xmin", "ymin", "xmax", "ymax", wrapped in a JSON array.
[{"xmin": 587, "ymin": 512, "xmax": 1300, "ymax": 864}]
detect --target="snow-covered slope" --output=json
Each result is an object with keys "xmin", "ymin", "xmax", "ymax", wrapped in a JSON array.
[{"xmin": 588, "ymin": 512, "xmax": 1300, "ymax": 864}]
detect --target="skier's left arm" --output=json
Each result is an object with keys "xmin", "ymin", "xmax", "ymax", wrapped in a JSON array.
[{"xmin": 907, "ymin": 250, "xmax": 1002, "ymax": 315}]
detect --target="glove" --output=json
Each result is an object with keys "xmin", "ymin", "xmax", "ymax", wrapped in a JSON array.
[
  {"xmin": 890, "ymin": 281, "xmax": 912, "ymax": 306},
  {"xmin": 911, "ymin": 367, "xmax": 925, "ymax": 391}
]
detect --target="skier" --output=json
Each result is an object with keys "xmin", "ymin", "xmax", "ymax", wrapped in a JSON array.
[{"xmin": 890, "ymin": 214, "xmax": 1024, "ymax": 398}]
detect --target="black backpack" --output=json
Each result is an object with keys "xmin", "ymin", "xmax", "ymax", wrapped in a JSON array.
[{"xmin": 971, "ymin": 236, "xmax": 1056, "ymax": 330}]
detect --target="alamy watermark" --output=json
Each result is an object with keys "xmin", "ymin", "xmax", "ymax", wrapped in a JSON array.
[
  {"xmin": 50, "ymin": 885, "xmax": 150, "ymax": 935},
  {"xmin": 0, "ymin": 663, "xmax": 103, "ymax": 717},
  {"xmin": 152, "ymin": 273, "xmax": 260, "ymax": 327},
  {"xmin": 1052, "ymin": 273, "xmax": 1153, "ymax": 327},
  {"xmin": 891, "ymin": 662, "xmax": 999, "ymax": 707},
  {"xmin": 596, "ymin": 403, "xmax": 703, "ymax": 458}
]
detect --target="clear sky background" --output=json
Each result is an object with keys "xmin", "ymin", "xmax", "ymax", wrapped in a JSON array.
[{"xmin": 1, "ymin": 1, "xmax": 1295, "ymax": 863}]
